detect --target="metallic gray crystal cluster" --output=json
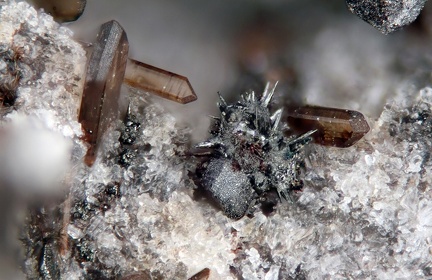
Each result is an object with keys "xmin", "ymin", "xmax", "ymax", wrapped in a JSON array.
[
  {"xmin": 197, "ymin": 85, "xmax": 314, "ymax": 219},
  {"xmin": 346, "ymin": 0, "xmax": 428, "ymax": 34}
]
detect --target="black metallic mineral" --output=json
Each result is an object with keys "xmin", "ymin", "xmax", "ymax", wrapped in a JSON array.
[
  {"xmin": 346, "ymin": 0, "xmax": 427, "ymax": 34},
  {"xmin": 197, "ymin": 85, "xmax": 315, "ymax": 219}
]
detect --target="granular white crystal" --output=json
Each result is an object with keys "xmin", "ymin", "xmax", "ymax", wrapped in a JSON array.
[{"xmin": 0, "ymin": 0, "xmax": 87, "ymax": 167}]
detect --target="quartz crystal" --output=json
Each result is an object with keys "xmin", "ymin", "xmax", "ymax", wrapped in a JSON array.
[
  {"xmin": 286, "ymin": 105, "xmax": 370, "ymax": 147},
  {"xmin": 32, "ymin": 0, "xmax": 87, "ymax": 22},
  {"xmin": 124, "ymin": 59, "xmax": 197, "ymax": 104},
  {"xmin": 78, "ymin": 20, "xmax": 129, "ymax": 166}
]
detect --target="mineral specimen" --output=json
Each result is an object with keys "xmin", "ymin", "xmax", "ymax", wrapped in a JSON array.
[
  {"xmin": 197, "ymin": 85, "xmax": 315, "ymax": 219},
  {"xmin": 346, "ymin": 0, "xmax": 428, "ymax": 34},
  {"xmin": 5, "ymin": 1, "xmax": 432, "ymax": 279},
  {"xmin": 124, "ymin": 58, "xmax": 197, "ymax": 104},
  {"xmin": 78, "ymin": 20, "xmax": 129, "ymax": 166},
  {"xmin": 286, "ymin": 105, "xmax": 370, "ymax": 147}
]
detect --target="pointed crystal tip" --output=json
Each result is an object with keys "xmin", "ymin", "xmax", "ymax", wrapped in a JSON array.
[
  {"xmin": 286, "ymin": 105, "xmax": 370, "ymax": 147},
  {"xmin": 124, "ymin": 59, "xmax": 197, "ymax": 104}
]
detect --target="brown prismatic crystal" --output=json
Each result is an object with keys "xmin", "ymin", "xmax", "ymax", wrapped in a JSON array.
[
  {"xmin": 286, "ymin": 105, "xmax": 370, "ymax": 147},
  {"xmin": 79, "ymin": 20, "xmax": 129, "ymax": 166},
  {"xmin": 124, "ymin": 58, "xmax": 197, "ymax": 104}
]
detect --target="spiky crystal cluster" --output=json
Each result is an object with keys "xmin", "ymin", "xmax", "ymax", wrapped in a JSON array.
[{"xmin": 198, "ymin": 85, "xmax": 315, "ymax": 219}]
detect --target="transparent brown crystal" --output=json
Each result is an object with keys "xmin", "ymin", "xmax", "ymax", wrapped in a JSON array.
[
  {"xmin": 286, "ymin": 105, "xmax": 370, "ymax": 147},
  {"xmin": 124, "ymin": 58, "xmax": 197, "ymax": 104},
  {"xmin": 32, "ymin": 0, "xmax": 87, "ymax": 22},
  {"xmin": 78, "ymin": 20, "xmax": 129, "ymax": 166}
]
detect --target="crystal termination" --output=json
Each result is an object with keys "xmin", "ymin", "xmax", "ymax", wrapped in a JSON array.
[
  {"xmin": 124, "ymin": 58, "xmax": 197, "ymax": 104},
  {"xmin": 79, "ymin": 20, "xmax": 129, "ymax": 166},
  {"xmin": 286, "ymin": 105, "xmax": 370, "ymax": 147}
]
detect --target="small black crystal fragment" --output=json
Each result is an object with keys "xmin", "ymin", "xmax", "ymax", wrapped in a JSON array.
[
  {"xmin": 74, "ymin": 237, "xmax": 95, "ymax": 263},
  {"xmin": 118, "ymin": 148, "xmax": 137, "ymax": 167},
  {"xmin": 0, "ymin": 44, "xmax": 24, "ymax": 107},
  {"xmin": 71, "ymin": 199, "xmax": 95, "ymax": 221},
  {"xmin": 38, "ymin": 238, "xmax": 60, "ymax": 280},
  {"xmin": 105, "ymin": 182, "xmax": 121, "ymax": 199},
  {"xmin": 119, "ymin": 114, "xmax": 141, "ymax": 145},
  {"xmin": 260, "ymin": 191, "xmax": 279, "ymax": 216},
  {"xmin": 86, "ymin": 268, "xmax": 111, "ymax": 280},
  {"xmin": 95, "ymin": 182, "xmax": 121, "ymax": 212}
]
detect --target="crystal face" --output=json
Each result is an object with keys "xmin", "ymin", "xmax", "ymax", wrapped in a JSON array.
[
  {"xmin": 124, "ymin": 59, "xmax": 197, "ymax": 104},
  {"xmin": 78, "ymin": 20, "xmax": 129, "ymax": 166},
  {"xmin": 346, "ymin": 0, "xmax": 427, "ymax": 34},
  {"xmin": 286, "ymin": 105, "xmax": 370, "ymax": 147}
]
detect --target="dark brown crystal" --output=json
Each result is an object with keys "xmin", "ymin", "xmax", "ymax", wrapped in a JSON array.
[
  {"xmin": 188, "ymin": 268, "xmax": 210, "ymax": 280},
  {"xmin": 32, "ymin": 0, "xmax": 87, "ymax": 22},
  {"xmin": 124, "ymin": 59, "xmax": 197, "ymax": 104},
  {"xmin": 78, "ymin": 20, "xmax": 129, "ymax": 166},
  {"xmin": 286, "ymin": 105, "xmax": 370, "ymax": 147}
]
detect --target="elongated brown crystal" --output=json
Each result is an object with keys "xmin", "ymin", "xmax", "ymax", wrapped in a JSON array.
[
  {"xmin": 124, "ymin": 58, "xmax": 197, "ymax": 104},
  {"xmin": 286, "ymin": 105, "xmax": 370, "ymax": 147},
  {"xmin": 79, "ymin": 20, "xmax": 129, "ymax": 166}
]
